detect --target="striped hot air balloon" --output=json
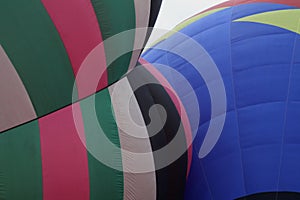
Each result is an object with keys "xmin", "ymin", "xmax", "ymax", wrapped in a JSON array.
[
  {"xmin": 0, "ymin": 64, "xmax": 191, "ymax": 200},
  {"xmin": 0, "ymin": 0, "xmax": 162, "ymax": 132},
  {"xmin": 0, "ymin": 0, "xmax": 191, "ymax": 199},
  {"xmin": 142, "ymin": 0, "xmax": 300, "ymax": 199}
]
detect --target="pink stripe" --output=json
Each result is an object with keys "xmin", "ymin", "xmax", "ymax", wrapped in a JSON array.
[
  {"xmin": 140, "ymin": 58, "xmax": 193, "ymax": 178},
  {"xmin": 41, "ymin": 0, "xmax": 107, "ymax": 98},
  {"xmin": 39, "ymin": 104, "xmax": 90, "ymax": 200}
]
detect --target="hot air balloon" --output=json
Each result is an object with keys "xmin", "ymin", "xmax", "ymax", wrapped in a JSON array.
[
  {"xmin": 0, "ymin": 0, "xmax": 163, "ymax": 130},
  {"xmin": 0, "ymin": 0, "xmax": 191, "ymax": 199},
  {"xmin": 142, "ymin": 0, "xmax": 300, "ymax": 199}
]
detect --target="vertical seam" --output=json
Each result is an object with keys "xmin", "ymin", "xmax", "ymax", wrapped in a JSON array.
[
  {"xmin": 229, "ymin": 0, "xmax": 248, "ymax": 196},
  {"xmin": 275, "ymin": 17, "xmax": 300, "ymax": 200}
]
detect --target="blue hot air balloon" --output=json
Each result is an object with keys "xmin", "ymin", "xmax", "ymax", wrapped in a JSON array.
[{"xmin": 143, "ymin": 0, "xmax": 300, "ymax": 199}]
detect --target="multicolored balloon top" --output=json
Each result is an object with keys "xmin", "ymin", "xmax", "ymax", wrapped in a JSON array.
[
  {"xmin": 0, "ymin": 1, "xmax": 190, "ymax": 200},
  {"xmin": 0, "ymin": 0, "xmax": 162, "ymax": 132}
]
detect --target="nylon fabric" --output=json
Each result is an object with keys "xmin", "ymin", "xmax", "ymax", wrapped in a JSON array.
[
  {"xmin": 90, "ymin": 0, "xmax": 135, "ymax": 84},
  {"xmin": 140, "ymin": 59, "xmax": 193, "ymax": 178},
  {"xmin": 80, "ymin": 89, "xmax": 124, "ymax": 200},
  {"xmin": 143, "ymin": 2, "xmax": 300, "ymax": 199},
  {"xmin": 0, "ymin": 122, "xmax": 42, "ymax": 200},
  {"xmin": 0, "ymin": 46, "xmax": 36, "ymax": 132},
  {"xmin": 109, "ymin": 77, "xmax": 156, "ymax": 200},
  {"xmin": 127, "ymin": 67, "xmax": 188, "ymax": 200},
  {"xmin": 41, "ymin": 0, "xmax": 108, "ymax": 98},
  {"xmin": 0, "ymin": 0, "xmax": 76, "ymax": 116},
  {"xmin": 39, "ymin": 104, "xmax": 90, "ymax": 200},
  {"xmin": 128, "ymin": 0, "xmax": 151, "ymax": 71}
]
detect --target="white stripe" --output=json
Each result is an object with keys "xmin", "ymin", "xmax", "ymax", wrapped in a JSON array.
[
  {"xmin": 128, "ymin": 0, "xmax": 151, "ymax": 71},
  {"xmin": 0, "ymin": 45, "xmax": 36, "ymax": 132},
  {"xmin": 109, "ymin": 77, "xmax": 156, "ymax": 200}
]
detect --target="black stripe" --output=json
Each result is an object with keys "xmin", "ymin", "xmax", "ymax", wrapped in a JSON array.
[
  {"xmin": 127, "ymin": 65, "xmax": 187, "ymax": 200},
  {"xmin": 236, "ymin": 192, "xmax": 300, "ymax": 200},
  {"xmin": 149, "ymin": 0, "xmax": 163, "ymax": 28},
  {"xmin": 141, "ymin": 0, "xmax": 163, "ymax": 51}
]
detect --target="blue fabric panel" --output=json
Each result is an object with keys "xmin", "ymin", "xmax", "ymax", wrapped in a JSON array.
[
  {"xmin": 233, "ymin": 64, "xmax": 290, "ymax": 108},
  {"xmin": 238, "ymin": 102, "xmax": 285, "ymax": 149},
  {"xmin": 242, "ymin": 144, "xmax": 281, "ymax": 194},
  {"xmin": 290, "ymin": 33, "xmax": 300, "ymax": 101},
  {"xmin": 290, "ymin": 64, "xmax": 300, "ymax": 101},
  {"xmin": 294, "ymin": 36, "xmax": 300, "ymax": 64},
  {"xmin": 238, "ymin": 102, "xmax": 285, "ymax": 193},
  {"xmin": 231, "ymin": 22, "xmax": 295, "ymax": 71},
  {"xmin": 143, "ymin": 3, "xmax": 300, "ymax": 200},
  {"xmin": 185, "ymin": 150, "xmax": 212, "ymax": 200},
  {"xmin": 185, "ymin": 111, "xmax": 246, "ymax": 200},
  {"xmin": 285, "ymin": 102, "xmax": 300, "ymax": 144},
  {"xmin": 199, "ymin": 111, "xmax": 246, "ymax": 199},
  {"xmin": 278, "ymin": 102, "xmax": 300, "ymax": 191},
  {"xmin": 279, "ymin": 144, "xmax": 300, "ymax": 191}
]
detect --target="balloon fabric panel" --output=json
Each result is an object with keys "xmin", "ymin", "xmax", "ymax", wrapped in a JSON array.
[
  {"xmin": 0, "ymin": 0, "xmax": 76, "ymax": 117},
  {"xmin": 143, "ymin": 2, "xmax": 300, "ymax": 199},
  {"xmin": 0, "ymin": 122, "xmax": 42, "ymax": 200}
]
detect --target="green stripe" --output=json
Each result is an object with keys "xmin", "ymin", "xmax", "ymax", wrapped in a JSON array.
[
  {"xmin": 0, "ymin": 121, "xmax": 42, "ymax": 200},
  {"xmin": 80, "ymin": 89, "xmax": 123, "ymax": 200},
  {"xmin": 91, "ymin": 0, "xmax": 136, "ymax": 84},
  {"xmin": 0, "ymin": 1, "xmax": 77, "ymax": 117},
  {"xmin": 235, "ymin": 9, "xmax": 300, "ymax": 34}
]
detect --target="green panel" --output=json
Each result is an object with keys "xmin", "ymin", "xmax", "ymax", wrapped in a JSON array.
[
  {"xmin": 235, "ymin": 9, "xmax": 300, "ymax": 34},
  {"xmin": 0, "ymin": 1, "xmax": 77, "ymax": 116},
  {"xmin": 80, "ymin": 89, "xmax": 123, "ymax": 200},
  {"xmin": 0, "ymin": 121, "xmax": 43, "ymax": 200},
  {"xmin": 91, "ymin": 0, "xmax": 136, "ymax": 84}
]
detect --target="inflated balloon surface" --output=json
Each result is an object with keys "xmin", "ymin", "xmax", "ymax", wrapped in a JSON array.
[
  {"xmin": 0, "ymin": 1, "xmax": 190, "ymax": 200},
  {"xmin": 143, "ymin": 0, "xmax": 300, "ymax": 199}
]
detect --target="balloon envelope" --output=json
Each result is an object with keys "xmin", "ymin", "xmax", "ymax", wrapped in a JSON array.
[
  {"xmin": 0, "ymin": 0, "xmax": 162, "ymax": 132},
  {"xmin": 143, "ymin": 0, "xmax": 300, "ymax": 199},
  {"xmin": 0, "ymin": 1, "xmax": 192, "ymax": 200}
]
